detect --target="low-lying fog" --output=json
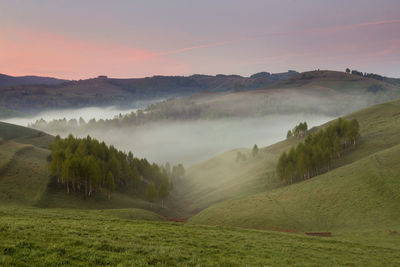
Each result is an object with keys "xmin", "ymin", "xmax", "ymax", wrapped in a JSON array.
[
  {"xmin": 3, "ymin": 106, "xmax": 138, "ymax": 126},
  {"xmin": 6, "ymin": 112, "xmax": 333, "ymax": 166},
  {"xmin": 82, "ymin": 116, "xmax": 333, "ymax": 166}
]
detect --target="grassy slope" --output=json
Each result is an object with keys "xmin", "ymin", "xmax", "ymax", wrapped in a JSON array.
[
  {"xmin": 190, "ymin": 144, "xmax": 400, "ymax": 231},
  {"xmin": 1, "ymin": 206, "xmax": 399, "ymax": 266},
  {"xmin": 184, "ymin": 99, "xmax": 400, "ymax": 231},
  {"xmin": 0, "ymin": 123, "xmax": 53, "ymax": 205},
  {"xmin": 0, "ymin": 121, "xmax": 54, "ymax": 149},
  {"xmin": 0, "ymin": 144, "xmax": 50, "ymax": 205}
]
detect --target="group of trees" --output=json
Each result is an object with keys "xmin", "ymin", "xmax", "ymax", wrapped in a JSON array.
[
  {"xmin": 277, "ymin": 118, "xmax": 360, "ymax": 184},
  {"xmin": 49, "ymin": 135, "xmax": 183, "ymax": 201},
  {"xmin": 287, "ymin": 122, "xmax": 308, "ymax": 139},
  {"xmin": 236, "ymin": 144, "xmax": 259, "ymax": 163},
  {"xmin": 345, "ymin": 68, "xmax": 385, "ymax": 81}
]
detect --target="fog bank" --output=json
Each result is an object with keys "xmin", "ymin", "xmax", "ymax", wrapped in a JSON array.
[
  {"xmin": 2, "ymin": 106, "xmax": 138, "ymax": 127},
  {"xmin": 53, "ymin": 115, "xmax": 332, "ymax": 166}
]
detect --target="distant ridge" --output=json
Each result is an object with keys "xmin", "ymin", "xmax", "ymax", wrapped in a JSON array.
[
  {"xmin": 0, "ymin": 70, "xmax": 298, "ymax": 118},
  {"xmin": 0, "ymin": 73, "xmax": 68, "ymax": 88}
]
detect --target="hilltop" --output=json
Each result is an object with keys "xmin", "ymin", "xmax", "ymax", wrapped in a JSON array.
[{"xmin": 0, "ymin": 73, "xmax": 67, "ymax": 89}]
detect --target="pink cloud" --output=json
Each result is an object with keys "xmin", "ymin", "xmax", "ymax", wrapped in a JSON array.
[{"xmin": 0, "ymin": 26, "xmax": 189, "ymax": 79}]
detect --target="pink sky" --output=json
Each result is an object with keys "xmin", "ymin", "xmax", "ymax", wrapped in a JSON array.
[{"xmin": 0, "ymin": 1, "xmax": 399, "ymax": 79}]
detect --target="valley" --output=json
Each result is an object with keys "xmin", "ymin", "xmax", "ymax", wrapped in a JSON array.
[{"xmin": 1, "ymin": 70, "xmax": 400, "ymax": 266}]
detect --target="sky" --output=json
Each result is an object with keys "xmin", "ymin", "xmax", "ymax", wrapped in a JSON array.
[{"xmin": 0, "ymin": 0, "xmax": 399, "ymax": 79}]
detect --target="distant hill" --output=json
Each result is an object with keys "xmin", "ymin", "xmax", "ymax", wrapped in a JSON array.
[
  {"xmin": 125, "ymin": 70, "xmax": 400, "ymax": 119},
  {"xmin": 29, "ymin": 70, "xmax": 400, "ymax": 135},
  {"xmin": 0, "ymin": 73, "xmax": 68, "ymax": 89},
  {"xmin": 0, "ymin": 71, "xmax": 297, "ymax": 118},
  {"xmin": 175, "ymin": 99, "xmax": 400, "ymax": 232}
]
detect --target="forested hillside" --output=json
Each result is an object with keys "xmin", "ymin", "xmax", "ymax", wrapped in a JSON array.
[
  {"xmin": 0, "ymin": 71, "xmax": 297, "ymax": 118},
  {"xmin": 29, "ymin": 70, "xmax": 400, "ymax": 134},
  {"xmin": 49, "ymin": 135, "xmax": 185, "ymax": 201},
  {"xmin": 277, "ymin": 118, "xmax": 360, "ymax": 184}
]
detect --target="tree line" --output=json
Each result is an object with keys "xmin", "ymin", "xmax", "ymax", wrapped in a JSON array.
[
  {"xmin": 345, "ymin": 68, "xmax": 386, "ymax": 81},
  {"xmin": 49, "ymin": 135, "xmax": 184, "ymax": 201},
  {"xmin": 277, "ymin": 118, "xmax": 360, "ymax": 184}
]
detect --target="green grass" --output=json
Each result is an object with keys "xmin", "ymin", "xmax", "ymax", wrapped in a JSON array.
[
  {"xmin": 1, "ymin": 205, "xmax": 400, "ymax": 266},
  {"xmin": 37, "ymin": 186, "xmax": 173, "ymax": 217},
  {"xmin": 0, "ymin": 141, "xmax": 29, "ymax": 172},
  {"xmin": 0, "ymin": 144, "xmax": 51, "ymax": 205},
  {"xmin": 0, "ymin": 121, "xmax": 53, "ymax": 149}
]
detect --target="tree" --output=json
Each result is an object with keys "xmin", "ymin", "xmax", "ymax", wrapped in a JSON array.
[
  {"xmin": 108, "ymin": 154, "xmax": 121, "ymax": 183},
  {"xmin": 351, "ymin": 70, "xmax": 363, "ymax": 76},
  {"xmin": 347, "ymin": 119, "xmax": 360, "ymax": 145},
  {"xmin": 158, "ymin": 183, "xmax": 169, "ymax": 208},
  {"xmin": 146, "ymin": 182, "xmax": 157, "ymax": 203},
  {"xmin": 286, "ymin": 130, "xmax": 293, "ymax": 139},
  {"xmin": 164, "ymin": 162, "xmax": 171, "ymax": 177},
  {"xmin": 333, "ymin": 135, "xmax": 341, "ymax": 158},
  {"xmin": 345, "ymin": 68, "xmax": 350, "ymax": 73},
  {"xmin": 105, "ymin": 171, "xmax": 115, "ymax": 200},
  {"xmin": 276, "ymin": 152, "xmax": 287, "ymax": 181},
  {"xmin": 289, "ymin": 121, "xmax": 308, "ymax": 138},
  {"xmin": 171, "ymin": 164, "xmax": 185, "ymax": 180},
  {"xmin": 61, "ymin": 157, "xmax": 72, "ymax": 193},
  {"xmin": 79, "ymin": 117, "xmax": 86, "ymax": 125},
  {"xmin": 252, "ymin": 144, "xmax": 259, "ymax": 157}
]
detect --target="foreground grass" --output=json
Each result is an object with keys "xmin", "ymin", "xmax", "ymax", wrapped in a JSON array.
[{"xmin": 1, "ymin": 206, "xmax": 400, "ymax": 266}]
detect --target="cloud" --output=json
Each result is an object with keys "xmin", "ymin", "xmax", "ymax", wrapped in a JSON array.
[{"xmin": 0, "ymin": 26, "xmax": 188, "ymax": 79}]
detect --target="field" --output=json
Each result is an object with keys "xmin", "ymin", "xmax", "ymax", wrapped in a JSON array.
[{"xmin": 1, "ymin": 206, "xmax": 400, "ymax": 266}]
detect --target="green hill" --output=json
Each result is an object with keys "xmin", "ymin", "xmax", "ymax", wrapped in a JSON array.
[
  {"xmin": 190, "ymin": 144, "xmax": 400, "ymax": 231},
  {"xmin": 0, "ymin": 122, "xmax": 168, "ymax": 219},
  {"xmin": 181, "ymin": 99, "xmax": 400, "ymax": 233},
  {"xmin": 0, "ymin": 121, "xmax": 54, "ymax": 148}
]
